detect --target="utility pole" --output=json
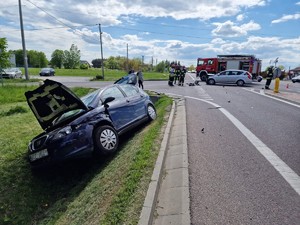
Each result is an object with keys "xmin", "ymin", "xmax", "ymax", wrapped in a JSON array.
[
  {"xmin": 18, "ymin": 0, "xmax": 29, "ymax": 80},
  {"xmin": 98, "ymin": 24, "xmax": 104, "ymax": 79},
  {"xmin": 126, "ymin": 43, "xmax": 128, "ymax": 72}
]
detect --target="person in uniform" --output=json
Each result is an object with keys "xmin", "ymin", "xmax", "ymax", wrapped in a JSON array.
[
  {"xmin": 174, "ymin": 66, "xmax": 180, "ymax": 85},
  {"xmin": 178, "ymin": 66, "xmax": 186, "ymax": 86},
  {"xmin": 265, "ymin": 66, "xmax": 274, "ymax": 89}
]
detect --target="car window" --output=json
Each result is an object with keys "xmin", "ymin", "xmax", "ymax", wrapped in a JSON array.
[
  {"xmin": 228, "ymin": 71, "xmax": 238, "ymax": 75},
  {"xmin": 101, "ymin": 86, "xmax": 124, "ymax": 102},
  {"xmin": 219, "ymin": 71, "xmax": 226, "ymax": 76},
  {"xmin": 119, "ymin": 84, "xmax": 139, "ymax": 97}
]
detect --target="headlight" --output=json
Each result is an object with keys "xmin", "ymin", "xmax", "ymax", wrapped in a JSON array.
[{"xmin": 52, "ymin": 126, "xmax": 72, "ymax": 140}]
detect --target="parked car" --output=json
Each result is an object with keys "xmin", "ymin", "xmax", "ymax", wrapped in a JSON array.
[
  {"xmin": 1, "ymin": 67, "xmax": 22, "ymax": 79},
  {"xmin": 39, "ymin": 68, "xmax": 55, "ymax": 76},
  {"xmin": 25, "ymin": 79, "xmax": 156, "ymax": 168},
  {"xmin": 291, "ymin": 75, "xmax": 300, "ymax": 83},
  {"xmin": 206, "ymin": 69, "xmax": 252, "ymax": 86}
]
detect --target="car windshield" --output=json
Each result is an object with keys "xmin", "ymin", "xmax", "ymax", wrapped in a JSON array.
[
  {"xmin": 41, "ymin": 68, "xmax": 50, "ymax": 71},
  {"xmin": 52, "ymin": 89, "xmax": 101, "ymax": 125}
]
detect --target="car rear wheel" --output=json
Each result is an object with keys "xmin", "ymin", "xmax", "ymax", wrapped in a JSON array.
[
  {"xmin": 207, "ymin": 79, "xmax": 215, "ymax": 85},
  {"xmin": 237, "ymin": 80, "xmax": 245, "ymax": 86},
  {"xmin": 94, "ymin": 125, "xmax": 119, "ymax": 155},
  {"xmin": 147, "ymin": 104, "xmax": 156, "ymax": 121}
]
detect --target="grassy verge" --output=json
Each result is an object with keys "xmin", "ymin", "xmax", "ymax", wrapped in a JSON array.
[
  {"xmin": 14, "ymin": 68, "xmax": 169, "ymax": 81},
  {"xmin": 0, "ymin": 85, "xmax": 172, "ymax": 225}
]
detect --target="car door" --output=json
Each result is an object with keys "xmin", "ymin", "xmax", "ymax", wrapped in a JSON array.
[
  {"xmin": 118, "ymin": 85, "xmax": 147, "ymax": 119},
  {"xmin": 227, "ymin": 70, "xmax": 239, "ymax": 83},
  {"xmin": 100, "ymin": 86, "xmax": 134, "ymax": 130},
  {"xmin": 215, "ymin": 71, "xmax": 228, "ymax": 83}
]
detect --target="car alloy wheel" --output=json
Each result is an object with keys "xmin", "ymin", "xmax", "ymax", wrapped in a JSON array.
[
  {"xmin": 94, "ymin": 125, "xmax": 119, "ymax": 155},
  {"xmin": 147, "ymin": 104, "xmax": 157, "ymax": 121}
]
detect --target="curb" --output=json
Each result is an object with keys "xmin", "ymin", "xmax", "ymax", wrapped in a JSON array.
[
  {"xmin": 138, "ymin": 100, "xmax": 176, "ymax": 225},
  {"xmin": 264, "ymin": 92, "xmax": 300, "ymax": 105}
]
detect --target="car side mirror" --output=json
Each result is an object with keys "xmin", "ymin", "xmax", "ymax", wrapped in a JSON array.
[{"xmin": 103, "ymin": 97, "xmax": 115, "ymax": 108}]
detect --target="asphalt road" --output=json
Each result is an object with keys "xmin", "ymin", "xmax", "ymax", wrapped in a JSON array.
[
  {"xmin": 146, "ymin": 74, "xmax": 300, "ymax": 225},
  {"xmin": 37, "ymin": 74, "xmax": 300, "ymax": 224}
]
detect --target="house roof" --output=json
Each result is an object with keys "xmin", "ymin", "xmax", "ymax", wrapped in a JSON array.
[{"xmin": 290, "ymin": 67, "xmax": 300, "ymax": 72}]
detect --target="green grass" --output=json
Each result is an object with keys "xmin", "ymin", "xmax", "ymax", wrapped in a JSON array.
[
  {"xmin": 16, "ymin": 68, "xmax": 169, "ymax": 81},
  {"xmin": 0, "ymin": 85, "xmax": 172, "ymax": 225}
]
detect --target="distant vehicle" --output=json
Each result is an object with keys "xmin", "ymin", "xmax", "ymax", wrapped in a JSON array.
[
  {"xmin": 291, "ymin": 75, "xmax": 300, "ymax": 83},
  {"xmin": 196, "ymin": 55, "xmax": 261, "ymax": 81},
  {"xmin": 206, "ymin": 69, "xmax": 252, "ymax": 86},
  {"xmin": 1, "ymin": 68, "xmax": 22, "ymax": 79},
  {"xmin": 39, "ymin": 68, "xmax": 55, "ymax": 76},
  {"xmin": 25, "ymin": 79, "xmax": 156, "ymax": 168}
]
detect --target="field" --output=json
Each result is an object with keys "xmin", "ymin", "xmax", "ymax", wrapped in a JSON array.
[
  {"xmin": 0, "ymin": 85, "xmax": 172, "ymax": 225},
  {"xmin": 15, "ymin": 68, "xmax": 169, "ymax": 81}
]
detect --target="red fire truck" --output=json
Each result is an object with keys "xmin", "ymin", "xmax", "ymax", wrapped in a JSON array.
[{"xmin": 196, "ymin": 54, "xmax": 262, "ymax": 81}]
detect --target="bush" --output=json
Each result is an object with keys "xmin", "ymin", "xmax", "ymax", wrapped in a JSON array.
[{"xmin": 80, "ymin": 63, "xmax": 89, "ymax": 69}]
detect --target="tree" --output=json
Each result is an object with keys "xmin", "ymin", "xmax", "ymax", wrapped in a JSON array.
[
  {"xmin": 105, "ymin": 56, "xmax": 118, "ymax": 69},
  {"xmin": 63, "ymin": 44, "xmax": 80, "ymax": 69},
  {"xmin": 155, "ymin": 61, "xmax": 166, "ymax": 73},
  {"xmin": 11, "ymin": 49, "xmax": 24, "ymax": 67},
  {"xmin": 51, "ymin": 49, "xmax": 64, "ymax": 68},
  {"xmin": 91, "ymin": 58, "xmax": 102, "ymax": 68},
  {"xmin": 0, "ymin": 38, "xmax": 11, "ymax": 68},
  {"xmin": 27, "ymin": 50, "xmax": 48, "ymax": 68}
]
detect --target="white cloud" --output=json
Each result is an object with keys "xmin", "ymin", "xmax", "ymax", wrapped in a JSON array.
[
  {"xmin": 236, "ymin": 14, "xmax": 245, "ymax": 21},
  {"xmin": 212, "ymin": 20, "xmax": 261, "ymax": 37},
  {"xmin": 271, "ymin": 13, "xmax": 300, "ymax": 24}
]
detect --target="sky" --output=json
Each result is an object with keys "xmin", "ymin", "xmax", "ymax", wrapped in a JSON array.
[{"xmin": 0, "ymin": 0, "xmax": 300, "ymax": 70}]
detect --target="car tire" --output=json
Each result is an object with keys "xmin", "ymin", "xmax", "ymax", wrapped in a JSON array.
[
  {"xmin": 147, "ymin": 104, "xmax": 156, "ymax": 121},
  {"xmin": 94, "ymin": 125, "xmax": 119, "ymax": 155},
  {"xmin": 292, "ymin": 80, "xmax": 296, "ymax": 83},
  {"xmin": 237, "ymin": 80, "xmax": 245, "ymax": 86},
  {"xmin": 207, "ymin": 79, "xmax": 215, "ymax": 85}
]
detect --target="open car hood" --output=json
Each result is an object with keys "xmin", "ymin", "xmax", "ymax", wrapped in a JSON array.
[{"xmin": 25, "ymin": 79, "xmax": 88, "ymax": 130}]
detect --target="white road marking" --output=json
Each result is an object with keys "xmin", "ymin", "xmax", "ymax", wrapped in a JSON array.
[
  {"xmin": 244, "ymin": 88, "xmax": 300, "ymax": 108},
  {"xmin": 185, "ymin": 95, "xmax": 300, "ymax": 196}
]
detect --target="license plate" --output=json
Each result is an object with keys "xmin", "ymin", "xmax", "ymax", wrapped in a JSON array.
[{"xmin": 29, "ymin": 149, "xmax": 48, "ymax": 162}]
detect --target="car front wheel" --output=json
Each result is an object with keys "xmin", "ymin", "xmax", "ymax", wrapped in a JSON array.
[
  {"xmin": 147, "ymin": 104, "xmax": 157, "ymax": 121},
  {"xmin": 94, "ymin": 125, "xmax": 119, "ymax": 155},
  {"xmin": 207, "ymin": 79, "xmax": 215, "ymax": 85}
]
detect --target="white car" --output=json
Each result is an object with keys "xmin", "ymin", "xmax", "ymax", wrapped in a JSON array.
[
  {"xmin": 2, "ymin": 68, "xmax": 23, "ymax": 79},
  {"xmin": 291, "ymin": 75, "xmax": 300, "ymax": 83},
  {"xmin": 206, "ymin": 69, "xmax": 252, "ymax": 86}
]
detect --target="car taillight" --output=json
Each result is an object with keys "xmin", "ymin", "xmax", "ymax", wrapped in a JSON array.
[{"xmin": 247, "ymin": 72, "xmax": 252, "ymax": 79}]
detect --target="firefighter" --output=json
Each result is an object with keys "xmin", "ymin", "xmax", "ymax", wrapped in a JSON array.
[
  {"xmin": 265, "ymin": 66, "xmax": 274, "ymax": 89},
  {"xmin": 174, "ymin": 66, "xmax": 180, "ymax": 84},
  {"xmin": 179, "ymin": 66, "xmax": 186, "ymax": 86},
  {"xmin": 168, "ymin": 67, "xmax": 175, "ymax": 86}
]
